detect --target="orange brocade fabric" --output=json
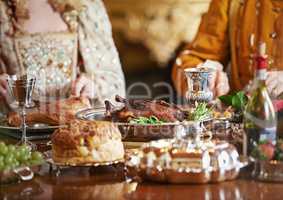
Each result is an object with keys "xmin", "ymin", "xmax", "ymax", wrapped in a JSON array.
[{"xmin": 172, "ymin": 0, "xmax": 283, "ymax": 96}]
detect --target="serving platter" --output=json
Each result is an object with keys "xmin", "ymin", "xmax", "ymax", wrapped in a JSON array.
[
  {"xmin": 47, "ymin": 158, "xmax": 125, "ymax": 167},
  {"xmin": 44, "ymin": 151, "xmax": 124, "ymax": 168},
  {"xmin": 0, "ymin": 117, "xmax": 64, "ymax": 140},
  {"xmin": 125, "ymin": 139, "xmax": 248, "ymax": 184},
  {"xmin": 76, "ymin": 108, "xmax": 211, "ymax": 142}
]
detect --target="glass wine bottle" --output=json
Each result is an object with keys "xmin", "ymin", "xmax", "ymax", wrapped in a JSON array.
[{"xmin": 243, "ymin": 43, "xmax": 277, "ymax": 157}]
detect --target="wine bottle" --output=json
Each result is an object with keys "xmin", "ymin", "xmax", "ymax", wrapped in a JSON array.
[{"xmin": 243, "ymin": 42, "xmax": 277, "ymax": 157}]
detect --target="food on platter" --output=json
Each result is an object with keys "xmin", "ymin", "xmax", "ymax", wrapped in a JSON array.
[
  {"xmin": 251, "ymin": 139, "xmax": 283, "ymax": 161},
  {"xmin": 105, "ymin": 95, "xmax": 186, "ymax": 123},
  {"xmin": 129, "ymin": 116, "xmax": 165, "ymax": 125},
  {"xmin": 250, "ymin": 139, "xmax": 283, "ymax": 182},
  {"xmin": 212, "ymin": 108, "xmax": 233, "ymax": 119},
  {"xmin": 8, "ymin": 97, "xmax": 91, "ymax": 127},
  {"xmin": 7, "ymin": 112, "xmax": 59, "ymax": 127},
  {"xmin": 0, "ymin": 142, "xmax": 44, "ymax": 184},
  {"xmin": 51, "ymin": 120, "xmax": 124, "ymax": 165},
  {"xmin": 187, "ymin": 102, "xmax": 212, "ymax": 121},
  {"xmin": 126, "ymin": 139, "xmax": 245, "ymax": 183}
]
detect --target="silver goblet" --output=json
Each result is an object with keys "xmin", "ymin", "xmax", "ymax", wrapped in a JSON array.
[
  {"xmin": 185, "ymin": 67, "xmax": 213, "ymax": 104},
  {"xmin": 7, "ymin": 75, "xmax": 36, "ymax": 148}
]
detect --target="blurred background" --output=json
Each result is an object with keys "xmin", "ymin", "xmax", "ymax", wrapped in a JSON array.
[{"xmin": 103, "ymin": 0, "xmax": 211, "ymax": 99}]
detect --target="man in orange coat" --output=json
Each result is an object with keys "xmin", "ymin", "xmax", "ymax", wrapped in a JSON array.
[{"xmin": 172, "ymin": 0, "xmax": 283, "ymax": 99}]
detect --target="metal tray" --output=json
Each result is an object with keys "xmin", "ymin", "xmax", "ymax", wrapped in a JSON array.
[
  {"xmin": 125, "ymin": 139, "xmax": 248, "ymax": 184},
  {"xmin": 0, "ymin": 117, "xmax": 64, "ymax": 140},
  {"xmin": 44, "ymin": 150, "xmax": 124, "ymax": 168},
  {"xmin": 76, "ymin": 108, "xmax": 210, "ymax": 142}
]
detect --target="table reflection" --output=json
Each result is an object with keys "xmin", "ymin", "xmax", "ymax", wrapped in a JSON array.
[{"xmin": 1, "ymin": 164, "xmax": 283, "ymax": 200}]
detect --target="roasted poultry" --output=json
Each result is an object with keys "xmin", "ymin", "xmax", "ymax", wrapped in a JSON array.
[
  {"xmin": 8, "ymin": 97, "xmax": 91, "ymax": 126},
  {"xmin": 105, "ymin": 95, "xmax": 186, "ymax": 122}
]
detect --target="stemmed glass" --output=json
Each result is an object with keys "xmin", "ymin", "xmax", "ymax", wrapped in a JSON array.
[
  {"xmin": 184, "ymin": 67, "xmax": 213, "ymax": 143},
  {"xmin": 184, "ymin": 68, "xmax": 213, "ymax": 104},
  {"xmin": 7, "ymin": 74, "xmax": 36, "ymax": 148}
]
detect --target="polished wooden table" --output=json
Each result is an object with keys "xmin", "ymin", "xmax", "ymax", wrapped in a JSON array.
[
  {"xmin": 1, "ymin": 138, "xmax": 283, "ymax": 200},
  {"xmin": 1, "ymin": 167, "xmax": 283, "ymax": 200}
]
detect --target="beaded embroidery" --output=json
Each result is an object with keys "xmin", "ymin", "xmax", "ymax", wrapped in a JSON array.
[{"xmin": 14, "ymin": 33, "xmax": 77, "ymax": 99}]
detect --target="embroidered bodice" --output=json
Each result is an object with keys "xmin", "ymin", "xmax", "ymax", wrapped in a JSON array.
[
  {"xmin": 15, "ymin": 32, "xmax": 77, "ymax": 99},
  {"xmin": 0, "ymin": 0, "xmax": 126, "ymax": 104}
]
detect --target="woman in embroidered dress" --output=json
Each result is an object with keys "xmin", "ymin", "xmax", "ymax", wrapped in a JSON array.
[{"xmin": 0, "ymin": 0, "xmax": 126, "ymax": 106}]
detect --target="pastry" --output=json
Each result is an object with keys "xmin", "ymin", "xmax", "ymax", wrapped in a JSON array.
[{"xmin": 51, "ymin": 120, "xmax": 124, "ymax": 164}]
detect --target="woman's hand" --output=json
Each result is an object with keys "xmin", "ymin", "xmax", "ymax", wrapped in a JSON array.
[
  {"xmin": 71, "ymin": 74, "xmax": 96, "ymax": 99},
  {"xmin": 0, "ymin": 74, "xmax": 8, "ymax": 103},
  {"xmin": 267, "ymin": 71, "xmax": 283, "ymax": 98}
]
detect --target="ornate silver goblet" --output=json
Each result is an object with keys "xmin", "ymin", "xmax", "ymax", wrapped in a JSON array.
[
  {"xmin": 185, "ymin": 68, "xmax": 213, "ymax": 104},
  {"xmin": 7, "ymin": 75, "xmax": 36, "ymax": 148}
]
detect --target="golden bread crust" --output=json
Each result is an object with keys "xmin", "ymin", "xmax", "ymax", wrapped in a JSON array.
[{"xmin": 51, "ymin": 120, "xmax": 124, "ymax": 164}]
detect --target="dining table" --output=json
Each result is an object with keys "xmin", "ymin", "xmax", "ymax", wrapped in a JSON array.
[{"xmin": 1, "ymin": 135, "xmax": 283, "ymax": 200}]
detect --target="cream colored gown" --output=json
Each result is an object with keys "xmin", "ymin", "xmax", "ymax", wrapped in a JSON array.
[{"xmin": 0, "ymin": 0, "xmax": 126, "ymax": 105}]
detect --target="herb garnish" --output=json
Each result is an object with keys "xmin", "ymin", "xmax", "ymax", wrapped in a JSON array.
[
  {"xmin": 188, "ymin": 102, "xmax": 212, "ymax": 121},
  {"xmin": 129, "ymin": 116, "xmax": 165, "ymax": 125}
]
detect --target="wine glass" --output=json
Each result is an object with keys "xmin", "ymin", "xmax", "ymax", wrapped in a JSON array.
[{"xmin": 7, "ymin": 74, "xmax": 36, "ymax": 149}]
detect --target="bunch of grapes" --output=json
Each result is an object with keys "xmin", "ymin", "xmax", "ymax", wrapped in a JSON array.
[{"xmin": 0, "ymin": 142, "xmax": 44, "ymax": 172}]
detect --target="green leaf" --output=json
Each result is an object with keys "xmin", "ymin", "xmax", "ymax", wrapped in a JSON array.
[
  {"xmin": 232, "ymin": 95, "xmax": 242, "ymax": 110},
  {"xmin": 219, "ymin": 95, "xmax": 233, "ymax": 106},
  {"xmin": 219, "ymin": 91, "xmax": 248, "ymax": 111}
]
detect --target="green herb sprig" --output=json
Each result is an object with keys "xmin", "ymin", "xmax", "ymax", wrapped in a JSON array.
[
  {"xmin": 129, "ymin": 116, "xmax": 165, "ymax": 125},
  {"xmin": 188, "ymin": 102, "xmax": 212, "ymax": 121}
]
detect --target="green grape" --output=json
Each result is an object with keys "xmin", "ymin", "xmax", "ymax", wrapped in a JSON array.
[
  {"xmin": 22, "ymin": 160, "xmax": 32, "ymax": 166},
  {"xmin": 18, "ymin": 145, "xmax": 30, "ymax": 154},
  {"xmin": 19, "ymin": 154, "xmax": 30, "ymax": 163},
  {"xmin": 0, "ymin": 142, "xmax": 5, "ymax": 149},
  {"xmin": 31, "ymin": 152, "xmax": 43, "ymax": 161},
  {"xmin": 11, "ymin": 159, "xmax": 20, "ymax": 169},
  {"xmin": 14, "ymin": 160, "xmax": 20, "ymax": 167},
  {"xmin": 29, "ymin": 160, "xmax": 39, "ymax": 166},
  {"xmin": 0, "ymin": 143, "xmax": 8, "ymax": 155},
  {"xmin": 0, "ymin": 156, "xmax": 3, "ymax": 163},
  {"xmin": 4, "ymin": 155, "xmax": 14, "ymax": 165},
  {"xmin": 0, "ymin": 160, "xmax": 4, "ymax": 169},
  {"xmin": 7, "ymin": 145, "xmax": 16, "ymax": 153},
  {"xmin": 14, "ymin": 151, "xmax": 21, "ymax": 160}
]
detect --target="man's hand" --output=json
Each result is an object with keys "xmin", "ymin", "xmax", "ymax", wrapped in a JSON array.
[
  {"xmin": 267, "ymin": 71, "xmax": 283, "ymax": 98},
  {"xmin": 198, "ymin": 60, "xmax": 230, "ymax": 98},
  {"xmin": 71, "ymin": 74, "xmax": 96, "ymax": 99}
]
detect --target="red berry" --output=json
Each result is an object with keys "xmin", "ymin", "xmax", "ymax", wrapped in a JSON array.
[{"xmin": 259, "ymin": 143, "xmax": 275, "ymax": 160}]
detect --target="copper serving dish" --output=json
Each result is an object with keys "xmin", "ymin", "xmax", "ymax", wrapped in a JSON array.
[
  {"xmin": 76, "ymin": 108, "xmax": 211, "ymax": 142},
  {"xmin": 125, "ymin": 139, "xmax": 247, "ymax": 184}
]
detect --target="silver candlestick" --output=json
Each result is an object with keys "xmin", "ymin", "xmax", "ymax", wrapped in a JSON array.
[{"xmin": 7, "ymin": 75, "xmax": 36, "ymax": 148}]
